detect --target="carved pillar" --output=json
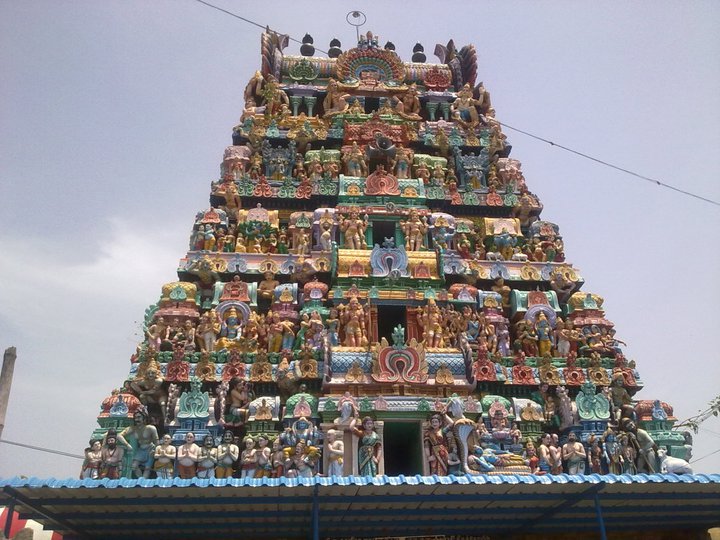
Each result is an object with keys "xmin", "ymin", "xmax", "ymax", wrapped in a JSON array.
[
  {"xmin": 426, "ymin": 102, "xmax": 438, "ymax": 122},
  {"xmin": 304, "ymin": 96, "xmax": 317, "ymax": 117},
  {"xmin": 364, "ymin": 221, "xmax": 372, "ymax": 248},
  {"xmin": 439, "ymin": 102, "xmax": 451, "ymax": 121},
  {"xmin": 406, "ymin": 307, "xmax": 422, "ymax": 343},
  {"xmin": 368, "ymin": 304, "xmax": 378, "ymax": 344},
  {"xmin": 289, "ymin": 95, "xmax": 303, "ymax": 117}
]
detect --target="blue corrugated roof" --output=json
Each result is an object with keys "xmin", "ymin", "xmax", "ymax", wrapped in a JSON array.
[{"xmin": 1, "ymin": 472, "xmax": 719, "ymax": 489}]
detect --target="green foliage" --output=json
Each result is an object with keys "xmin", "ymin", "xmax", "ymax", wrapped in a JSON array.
[{"xmin": 676, "ymin": 394, "xmax": 720, "ymax": 434}]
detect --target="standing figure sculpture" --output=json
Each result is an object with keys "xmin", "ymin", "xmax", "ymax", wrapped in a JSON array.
[
  {"xmin": 153, "ymin": 434, "xmax": 177, "ymax": 479},
  {"xmin": 196, "ymin": 435, "xmax": 217, "ymax": 478},
  {"xmin": 342, "ymin": 141, "xmax": 367, "ymax": 177},
  {"xmin": 325, "ymin": 429, "xmax": 345, "ymax": 477},
  {"xmin": 214, "ymin": 430, "xmax": 239, "ymax": 478},
  {"xmin": 240, "ymin": 436, "xmax": 257, "ymax": 478},
  {"xmin": 176, "ymin": 432, "xmax": 201, "ymax": 479},
  {"xmin": 80, "ymin": 439, "xmax": 103, "ymax": 479},
  {"xmin": 401, "ymin": 209, "xmax": 428, "ymax": 251},
  {"xmin": 118, "ymin": 410, "xmax": 159, "ymax": 479},
  {"xmin": 424, "ymin": 413, "xmax": 453, "ymax": 476},
  {"xmin": 621, "ymin": 418, "xmax": 657, "ymax": 473},
  {"xmin": 340, "ymin": 208, "xmax": 367, "ymax": 249},
  {"xmin": 100, "ymin": 430, "xmax": 125, "ymax": 479},
  {"xmin": 352, "ymin": 416, "xmax": 382, "ymax": 476},
  {"xmin": 418, "ymin": 298, "xmax": 445, "ymax": 348},
  {"xmin": 339, "ymin": 296, "xmax": 368, "ymax": 347},
  {"xmin": 561, "ymin": 432, "xmax": 587, "ymax": 474}
]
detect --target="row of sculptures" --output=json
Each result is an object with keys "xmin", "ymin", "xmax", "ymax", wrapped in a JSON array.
[
  {"xmin": 219, "ymin": 142, "xmax": 503, "ymax": 188},
  {"xmin": 81, "ymin": 394, "xmax": 692, "ymax": 480},
  {"xmin": 240, "ymin": 65, "xmax": 497, "ymax": 128},
  {"xmin": 144, "ymin": 291, "xmax": 624, "ymax": 361},
  {"xmin": 197, "ymin": 199, "xmax": 554, "ymax": 262}
]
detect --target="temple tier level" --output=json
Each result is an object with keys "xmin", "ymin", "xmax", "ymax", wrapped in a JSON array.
[{"xmin": 84, "ymin": 31, "xmax": 693, "ymax": 482}]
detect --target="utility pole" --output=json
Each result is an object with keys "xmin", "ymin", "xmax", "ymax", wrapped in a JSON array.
[{"xmin": 0, "ymin": 346, "xmax": 17, "ymax": 441}]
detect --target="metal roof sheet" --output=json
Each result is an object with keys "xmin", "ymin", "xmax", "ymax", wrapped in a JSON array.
[{"xmin": 1, "ymin": 474, "xmax": 719, "ymax": 540}]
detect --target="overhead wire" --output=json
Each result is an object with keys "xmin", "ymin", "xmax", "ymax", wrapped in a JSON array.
[
  {"xmin": 193, "ymin": 0, "xmax": 328, "ymax": 54},
  {"xmin": 691, "ymin": 447, "xmax": 720, "ymax": 464},
  {"xmin": 192, "ymin": 0, "xmax": 720, "ymax": 209},
  {"xmin": 0, "ymin": 438, "xmax": 84, "ymax": 460},
  {"xmin": 498, "ymin": 122, "xmax": 720, "ymax": 207}
]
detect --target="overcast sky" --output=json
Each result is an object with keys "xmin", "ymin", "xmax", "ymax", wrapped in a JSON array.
[{"xmin": 1, "ymin": 1, "xmax": 719, "ymax": 478}]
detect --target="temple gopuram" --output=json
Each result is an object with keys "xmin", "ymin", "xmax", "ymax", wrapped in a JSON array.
[{"xmin": 81, "ymin": 30, "xmax": 698, "ymax": 484}]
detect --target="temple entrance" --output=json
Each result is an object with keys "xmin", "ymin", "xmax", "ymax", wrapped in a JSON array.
[
  {"xmin": 376, "ymin": 304, "xmax": 406, "ymax": 344},
  {"xmin": 383, "ymin": 421, "xmax": 424, "ymax": 476}
]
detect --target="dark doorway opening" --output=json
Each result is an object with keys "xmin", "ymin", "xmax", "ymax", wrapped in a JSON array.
[
  {"xmin": 376, "ymin": 304, "xmax": 406, "ymax": 344},
  {"xmin": 383, "ymin": 422, "xmax": 423, "ymax": 476},
  {"xmin": 372, "ymin": 220, "xmax": 396, "ymax": 247},
  {"xmin": 364, "ymin": 96, "xmax": 380, "ymax": 114}
]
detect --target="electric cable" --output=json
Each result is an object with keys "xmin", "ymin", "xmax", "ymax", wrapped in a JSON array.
[
  {"xmin": 498, "ymin": 121, "xmax": 720, "ymax": 208},
  {"xmin": 193, "ymin": 0, "xmax": 328, "ymax": 54},
  {"xmin": 0, "ymin": 438, "xmax": 84, "ymax": 461}
]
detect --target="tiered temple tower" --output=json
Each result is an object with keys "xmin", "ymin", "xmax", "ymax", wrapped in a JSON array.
[{"xmin": 83, "ymin": 31, "xmax": 692, "ymax": 481}]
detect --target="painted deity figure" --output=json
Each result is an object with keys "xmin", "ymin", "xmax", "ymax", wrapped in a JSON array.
[
  {"xmin": 196, "ymin": 435, "xmax": 217, "ymax": 478},
  {"xmin": 524, "ymin": 441, "xmax": 540, "ymax": 474},
  {"xmin": 339, "ymin": 208, "xmax": 367, "ymax": 249},
  {"xmin": 562, "ymin": 432, "xmax": 587, "ymax": 475},
  {"xmin": 555, "ymin": 319, "xmax": 570, "ymax": 357},
  {"xmin": 118, "ymin": 411, "xmax": 159, "ymax": 479},
  {"xmin": 603, "ymin": 430, "xmax": 623, "ymax": 474},
  {"xmin": 401, "ymin": 209, "xmax": 428, "ymax": 251},
  {"xmin": 267, "ymin": 312, "xmax": 284, "ymax": 353},
  {"xmin": 214, "ymin": 430, "xmax": 239, "ymax": 479},
  {"xmin": 588, "ymin": 436, "xmax": 603, "ymax": 474},
  {"xmin": 280, "ymin": 318, "xmax": 296, "ymax": 350},
  {"xmin": 226, "ymin": 377, "xmax": 250, "ymax": 425},
  {"xmin": 196, "ymin": 311, "xmax": 220, "ymax": 353},
  {"xmin": 323, "ymin": 78, "xmax": 350, "ymax": 116},
  {"xmin": 80, "ymin": 439, "xmax": 103, "ymax": 479},
  {"xmin": 451, "ymin": 83, "xmax": 481, "ymax": 127},
  {"xmin": 622, "ymin": 419, "xmax": 657, "ymax": 474},
  {"xmin": 320, "ymin": 222, "xmax": 333, "ymax": 252},
  {"xmin": 325, "ymin": 429, "xmax": 345, "ymax": 477},
  {"xmin": 415, "ymin": 161, "xmax": 430, "ymax": 184},
  {"xmin": 254, "ymin": 435, "xmax": 272, "ymax": 478},
  {"xmin": 537, "ymin": 433, "xmax": 553, "ymax": 474},
  {"xmin": 146, "ymin": 317, "xmax": 168, "ymax": 351},
  {"xmin": 342, "ymin": 141, "xmax": 367, "ymax": 177},
  {"xmin": 392, "ymin": 144, "xmax": 414, "ymax": 179},
  {"xmin": 153, "ymin": 434, "xmax": 176, "ymax": 479},
  {"xmin": 326, "ymin": 308, "xmax": 340, "ymax": 347},
  {"xmin": 534, "ymin": 312, "xmax": 553, "ymax": 357},
  {"xmin": 339, "ymin": 296, "xmax": 367, "ymax": 347},
  {"xmin": 352, "ymin": 417, "xmax": 382, "ymax": 476},
  {"xmin": 258, "ymin": 272, "xmax": 279, "ymax": 302},
  {"xmin": 176, "ymin": 432, "xmax": 201, "ymax": 479},
  {"xmin": 240, "ymin": 436, "xmax": 257, "ymax": 478},
  {"xmin": 400, "ymin": 83, "xmax": 421, "ymax": 117},
  {"xmin": 271, "ymin": 438, "xmax": 285, "ymax": 478},
  {"xmin": 424, "ymin": 413, "xmax": 454, "ymax": 476},
  {"xmin": 418, "ymin": 298, "xmax": 444, "ymax": 348},
  {"xmin": 100, "ymin": 430, "xmax": 125, "ymax": 480}
]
